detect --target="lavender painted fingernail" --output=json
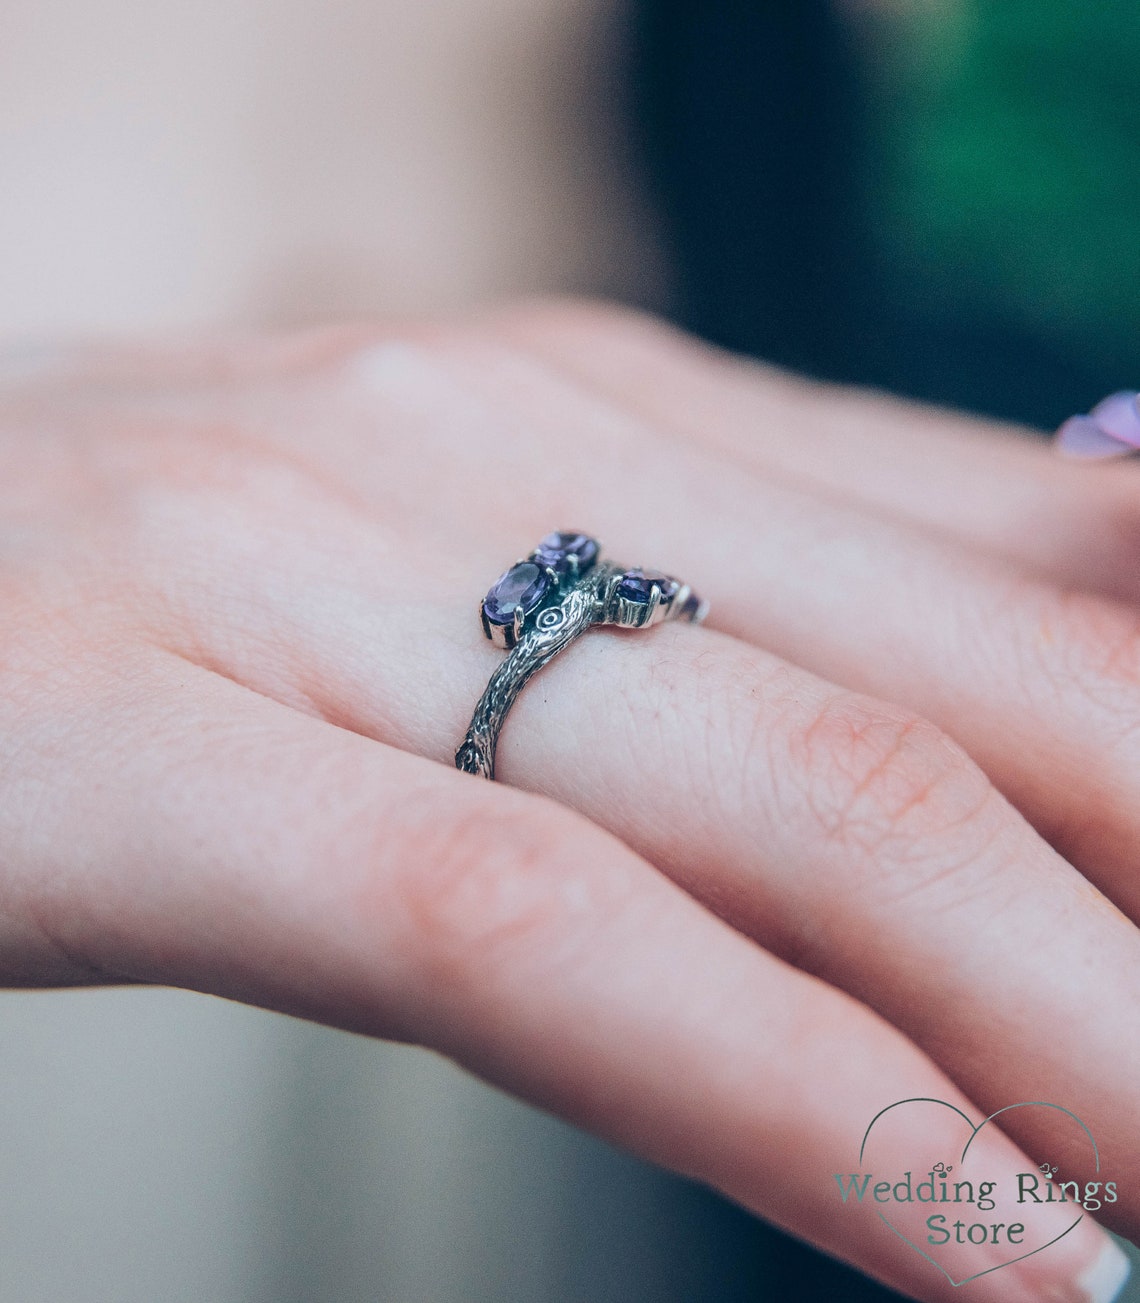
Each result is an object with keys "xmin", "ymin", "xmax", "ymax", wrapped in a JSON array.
[
  {"xmin": 1091, "ymin": 391, "xmax": 1140, "ymax": 446},
  {"xmin": 1056, "ymin": 391, "xmax": 1140, "ymax": 459},
  {"xmin": 1056, "ymin": 415, "xmax": 1135, "ymax": 459}
]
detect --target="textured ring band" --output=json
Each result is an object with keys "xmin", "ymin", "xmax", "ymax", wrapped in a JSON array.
[{"xmin": 455, "ymin": 531, "xmax": 708, "ymax": 780}]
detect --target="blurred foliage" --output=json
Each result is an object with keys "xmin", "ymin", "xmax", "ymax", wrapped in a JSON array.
[{"xmin": 863, "ymin": 1, "xmax": 1140, "ymax": 380}]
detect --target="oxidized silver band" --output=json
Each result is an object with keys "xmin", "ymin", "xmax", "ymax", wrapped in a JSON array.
[{"xmin": 455, "ymin": 532, "xmax": 707, "ymax": 780}]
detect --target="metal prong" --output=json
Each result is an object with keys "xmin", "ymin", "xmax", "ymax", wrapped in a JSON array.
[
  {"xmin": 666, "ymin": 583, "xmax": 691, "ymax": 622},
  {"xmin": 512, "ymin": 604, "xmax": 526, "ymax": 644},
  {"xmin": 602, "ymin": 570, "xmax": 626, "ymax": 625},
  {"xmin": 486, "ymin": 616, "xmax": 513, "ymax": 650}
]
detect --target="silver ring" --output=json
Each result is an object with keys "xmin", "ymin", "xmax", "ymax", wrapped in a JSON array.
[{"xmin": 455, "ymin": 531, "xmax": 708, "ymax": 780}]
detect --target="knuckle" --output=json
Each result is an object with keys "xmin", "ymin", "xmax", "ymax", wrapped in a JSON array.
[
  {"xmin": 1029, "ymin": 586, "xmax": 1140, "ymax": 720},
  {"xmin": 786, "ymin": 692, "xmax": 1002, "ymax": 906},
  {"xmin": 1011, "ymin": 586, "xmax": 1140, "ymax": 854},
  {"xmin": 388, "ymin": 788, "xmax": 629, "ymax": 996},
  {"xmin": 482, "ymin": 295, "xmax": 647, "ymax": 346}
]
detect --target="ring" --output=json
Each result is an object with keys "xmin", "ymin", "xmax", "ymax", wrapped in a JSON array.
[{"xmin": 455, "ymin": 531, "xmax": 708, "ymax": 779}]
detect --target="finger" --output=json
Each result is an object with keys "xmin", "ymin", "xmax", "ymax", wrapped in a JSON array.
[
  {"xmin": 483, "ymin": 299, "xmax": 1140, "ymax": 606},
  {"xmin": 123, "ymin": 469, "xmax": 1140, "ymax": 1255},
  {"xmin": 0, "ymin": 328, "xmax": 364, "ymax": 396},
  {"xmin": 470, "ymin": 618, "xmax": 1140, "ymax": 1247},
  {"xmin": 252, "ymin": 533, "xmax": 1140, "ymax": 1252},
  {"xmin": 395, "ymin": 326, "xmax": 1140, "ymax": 927},
  {"xmin": 5, "ymin": 649, "xmax": 1121, "ymax": 1303}
]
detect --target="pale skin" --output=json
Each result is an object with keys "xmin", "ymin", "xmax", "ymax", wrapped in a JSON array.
[
  {"xmin": 7, "ymin": 0, "xmax": 1132, "ymax": 1296},
  {"xmin": 1, "ymin": 299, "xmax": 1138, "ymax": 1301}
]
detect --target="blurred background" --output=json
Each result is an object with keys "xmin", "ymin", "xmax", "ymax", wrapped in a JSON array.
[{"xmin": 1, "ymin": 1, "xmax": 1138, "ymax": 1299}]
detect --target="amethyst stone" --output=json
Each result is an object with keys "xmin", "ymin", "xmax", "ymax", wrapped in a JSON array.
[
  {"xmin": 483, "ymin": 561, "xmax": 552, "ymax": 626},
  {"xmin": 617, "ymin": 568, "xmax": 679, "ymax": 604},
  {"xmin": 532, "ymin": 531, "xmax": 598, "ymax": 576}
]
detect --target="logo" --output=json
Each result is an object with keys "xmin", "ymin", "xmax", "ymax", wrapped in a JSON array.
[{"xmin": 833, "ymin": 1099, "xmax": 1118, "ymax": 1286}]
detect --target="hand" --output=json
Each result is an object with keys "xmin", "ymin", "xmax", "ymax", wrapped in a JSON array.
[{"xmin": 1, "ymin": 301, "xmax": 1136, "ymax": 1302}]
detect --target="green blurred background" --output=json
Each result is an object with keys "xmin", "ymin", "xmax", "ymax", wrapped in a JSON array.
[{"xmin": 640, "ymin": 0, "xmax": 1140, "ymax": 428}]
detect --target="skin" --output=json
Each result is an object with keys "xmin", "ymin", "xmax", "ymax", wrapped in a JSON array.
[{"xmin": 0, "ymin": 300, "xmax": 1137, "ymax": 1301}]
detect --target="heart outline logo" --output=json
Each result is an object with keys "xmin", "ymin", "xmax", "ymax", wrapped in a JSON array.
[{"xmin": 858, "ymin": 1098, "xmax": 1098, "ymax": 1287}]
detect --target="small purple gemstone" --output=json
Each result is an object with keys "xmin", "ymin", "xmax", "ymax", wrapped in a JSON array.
[
  {"xmin": 483, "ymin": 561, "xmax": 552, "ymax": 625},
  {"xmin": 617, "ymin": 568, "xmax": 679, "ymax": 604},
  {"xmin": 680, "ymin": 593, "xmax": 703, "ymax": 621},
  {"xmin": 533, "ymin": 531, "xmax": 599, "ymax": 575}
]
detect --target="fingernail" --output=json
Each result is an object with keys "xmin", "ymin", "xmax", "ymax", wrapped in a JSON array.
[
  {"xmin": 1032, "ymin": 1235, "xmax": 1132, "ymax": 1303},
  {"xmin": 1054, "ymin": 391, "xmax": 1140, "ymax": 459},
  {"xmin": 990, "ymin": 1208, "xmax": 1132, "ymax": 1303},
  {"xmin": 1055, "ymin": 414, "xmax": 1134, "ymax": 459},
  {"xmin": 1090, "ymin": 391, "xmax": 1140, "ymax": 446},
  {"xmin": 1076, "ymin": 1237, "xmax": 1131, "ymax": 1303}
]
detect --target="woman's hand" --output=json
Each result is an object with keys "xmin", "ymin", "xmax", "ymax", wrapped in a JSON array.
[{"xmin": 1, "ymin": 301, "xmax": 1137, "ymax": 1302}]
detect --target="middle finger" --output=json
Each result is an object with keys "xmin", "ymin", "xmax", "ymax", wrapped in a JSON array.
[
  {"xmin": 84, "ymin": 330, "xmax": 1140, "ymax": 1239},
  {"xmin": 419, "ymin": 328, "xmax": 1140, "ymax": 924}
]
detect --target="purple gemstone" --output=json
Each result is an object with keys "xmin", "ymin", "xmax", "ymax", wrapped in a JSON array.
[
  {"xmin": 483, "ymin": 562, "xmax": 552, "ymax": 625},
  {"xmin": 680, "ymin": 592, "xmax": 703, "ymax": 621},
  {"xmin": 617, "ymin": 568, "xmax": 679, "ymax": 604},
  {"xmin": 532, "ymin": 531, "xmax": 599, "ymax": 575}
]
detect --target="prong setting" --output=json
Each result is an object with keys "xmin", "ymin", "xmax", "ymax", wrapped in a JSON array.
[{"xmin": 459, "ymin": 532, "xmax": 707, "ymax": 778}]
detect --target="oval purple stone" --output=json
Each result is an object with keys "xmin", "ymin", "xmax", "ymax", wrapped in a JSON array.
[
  {"xmin": 617, "ymin": 568, "xmax": 679, "ymax": 604},
  {"xmin": 483, "ymin": 561, "xmax": 552, "ymax": 626},
  {"xmin": 532, "ymin": 531, "xmax": 599, "ymax": 575}
]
